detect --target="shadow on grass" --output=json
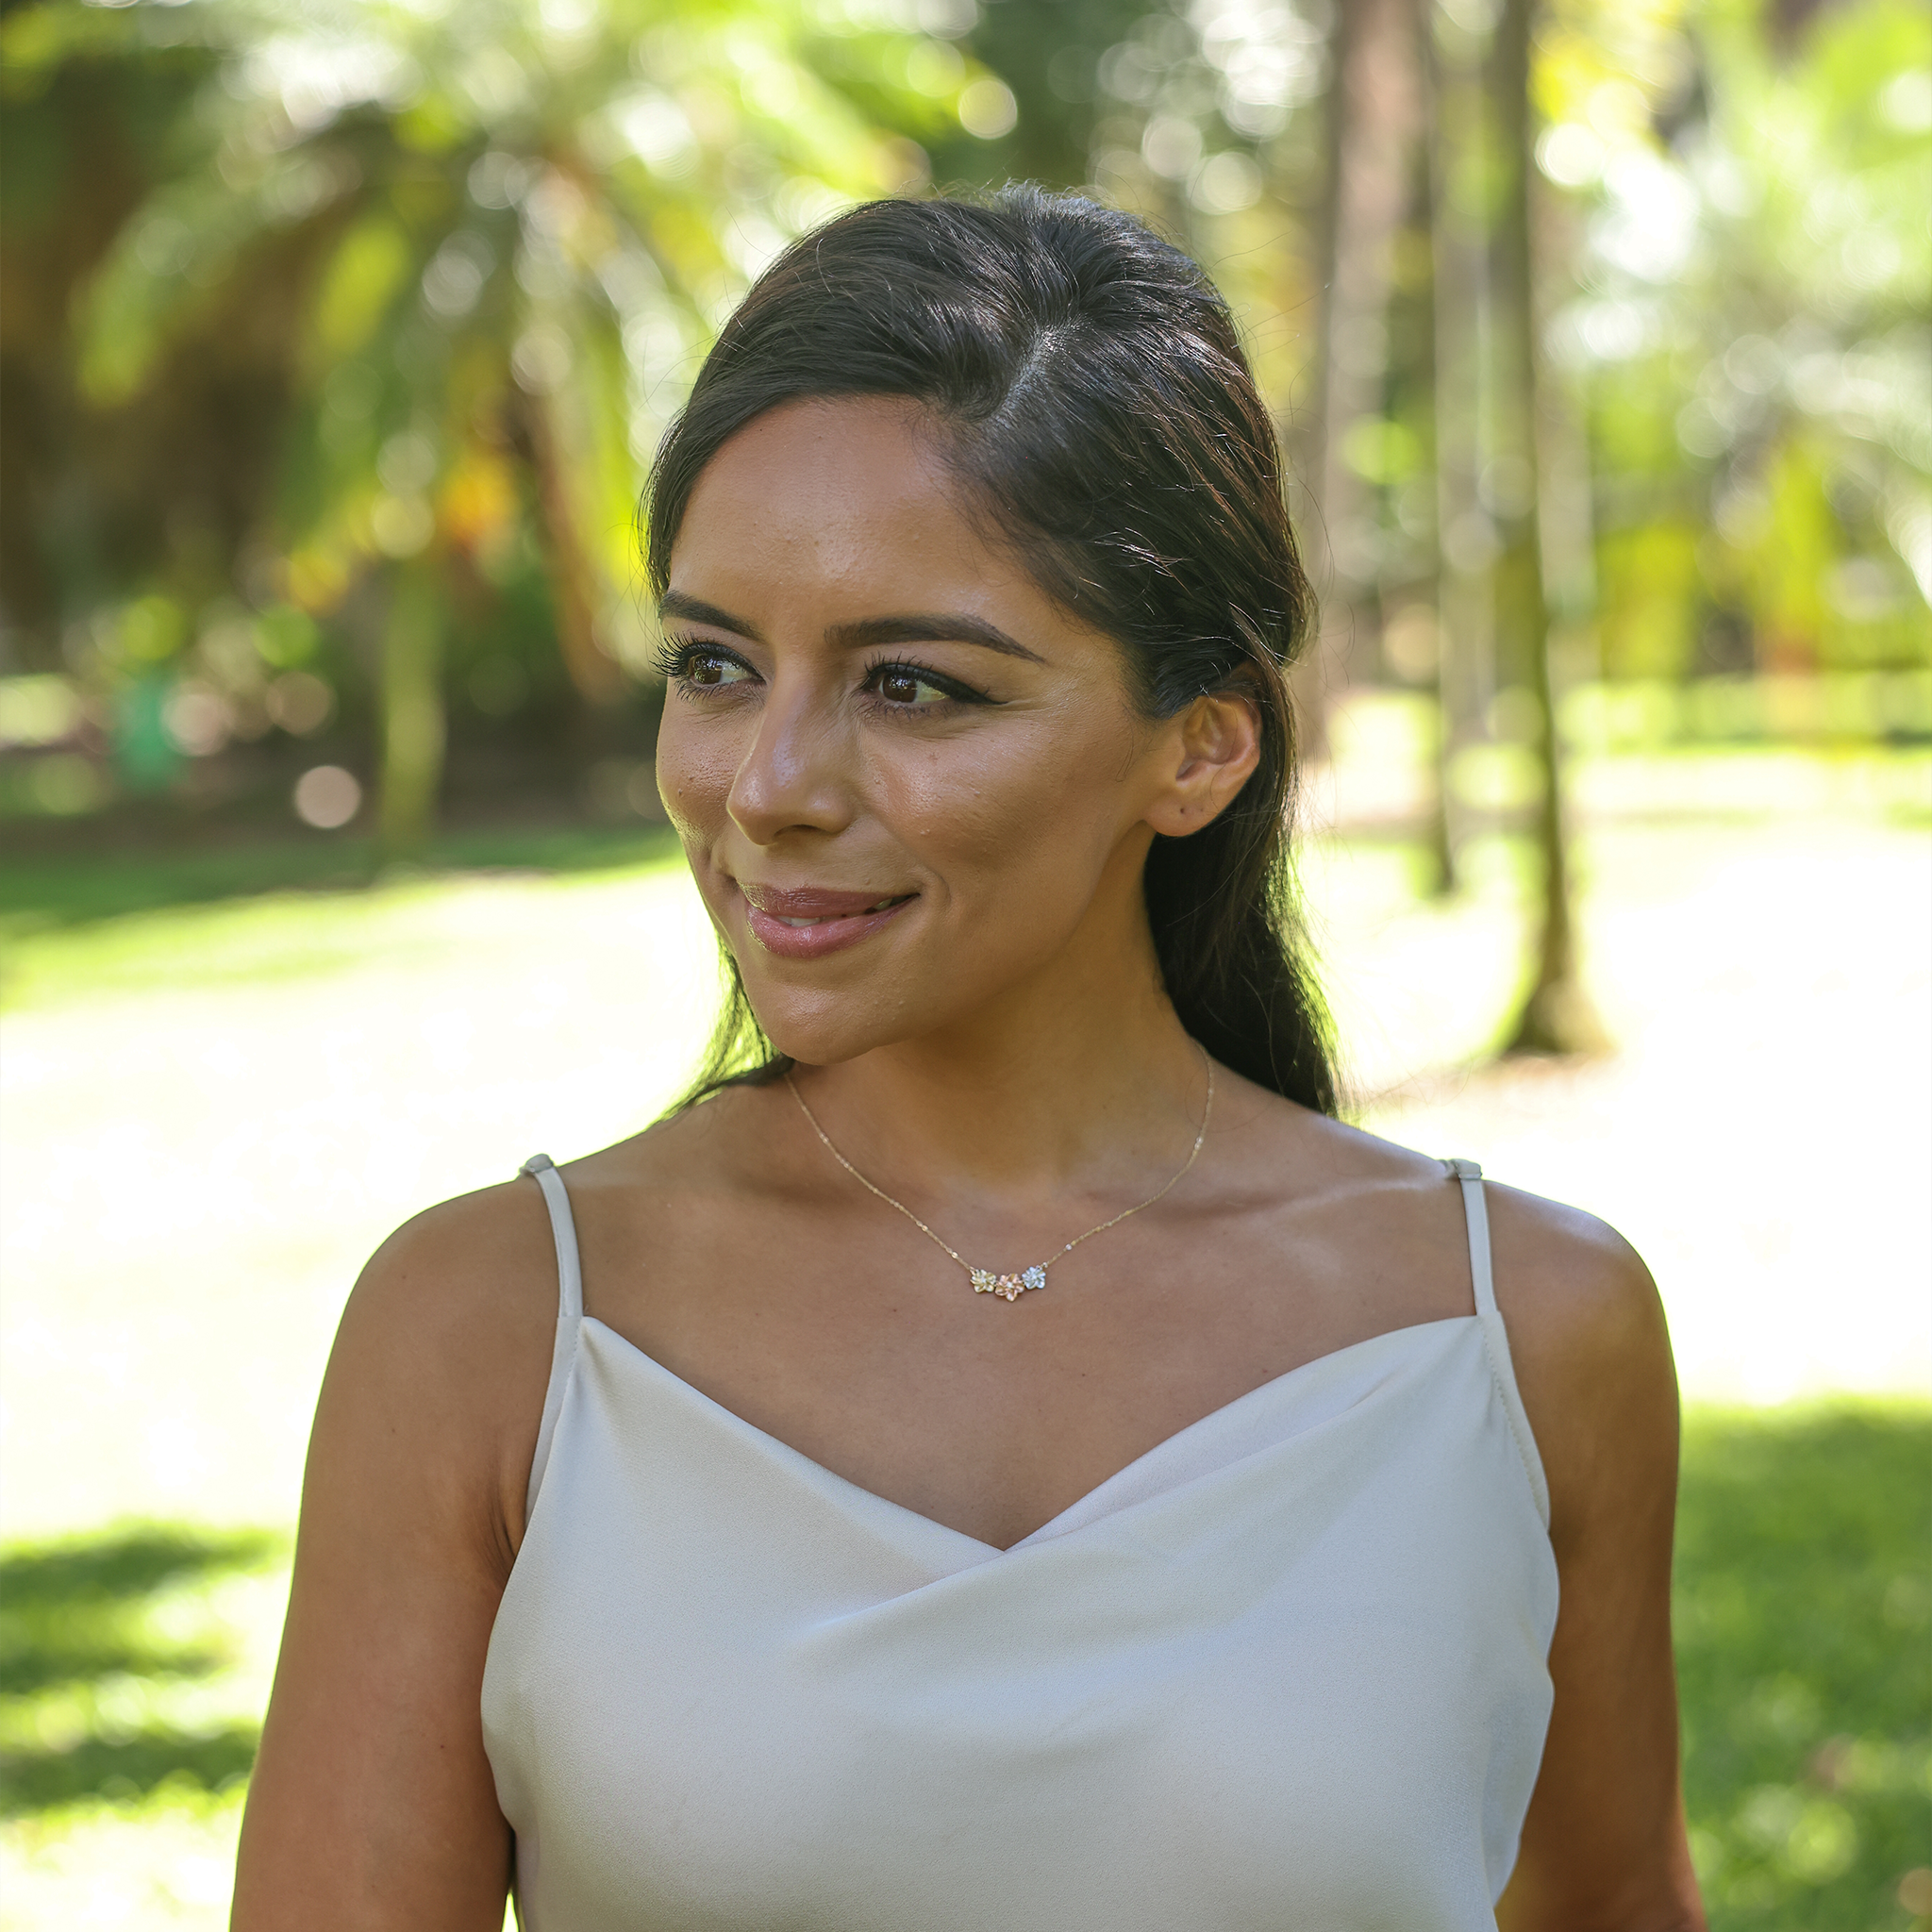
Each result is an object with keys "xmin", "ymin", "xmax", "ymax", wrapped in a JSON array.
[
  {"xmin": 0, "ymin": 1412, "xmax": 1924, "ymax": 1898},
  {"xmin": 0, "ymin": 822, "xmax": 680, "ymax": 937},
  {"xmin": 1675, "ymin": 1405, "xmax": 1932, "ymax": 1931},
  {"xmin": 0, "ymin": 1525, "xmax": 282, "ymax": 1816},
  {"xmin": 0, "ymin": 1725, "xmax": 265, "ymax": 1815}
]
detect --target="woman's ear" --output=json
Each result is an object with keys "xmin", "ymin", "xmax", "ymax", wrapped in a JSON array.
[{"xmin": 1142, "ymin": 690, "xmax": 1262, "ymax": 838}]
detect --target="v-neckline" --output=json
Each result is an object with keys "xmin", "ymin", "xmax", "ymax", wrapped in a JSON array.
[{"xmin": 573, "ymin": 1312, "xmax": 1479, "ymax": 1556}]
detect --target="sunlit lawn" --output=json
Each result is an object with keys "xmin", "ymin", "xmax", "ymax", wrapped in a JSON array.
[
  {"xmin": 1674, "ymin": 1407, "xmax": 1931, "ymax": 1924},
  {"xmin": 2, "ymin": 741, "xmax": 1927, "ymax": 1928}
]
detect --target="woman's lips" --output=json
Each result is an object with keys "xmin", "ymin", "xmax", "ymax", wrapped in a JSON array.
[{"xmin": 738, "ymin": 884, "xmax": 917, "ymax": 960}]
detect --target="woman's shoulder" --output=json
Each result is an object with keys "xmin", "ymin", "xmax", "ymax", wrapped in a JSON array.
[
  {"xmin": 348, "ymin": 1169, "xmax": 563, "ymax": 1354},
  {"xmin": 354, "ymin": 1087, "xmax": 784, "ymax": 1309},
  {"xmin": 1252, "ymin": 1097, "xmax": 1675, "ymax": 1524},
  {"xmin": 309, "ymin": 1109, "xmax": 760, "ymax": 1574},
  {"xmin": 1276, "ymin": 1096, "xmax": 1664, "ymax": 1341},
  {"xmin": 543, "ymin": 1082, "xmax": 828, "ymax": 1248},
  {"xmin": 1478, "ymin": 1175, "xmax": 1678, "ymax": 1541},
  {"xmin": 319, "ymin": 1168, "xmax": 586, "ymax": 1562}
]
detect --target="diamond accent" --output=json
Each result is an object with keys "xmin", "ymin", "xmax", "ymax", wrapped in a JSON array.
[
  {"xmin": 785, "ymin": 1047, "xmax": 1210, "ymax": 1307},
  {"xmin": 971, "ymin": 1265, "xmax": 1049, "ymax": 1302}
]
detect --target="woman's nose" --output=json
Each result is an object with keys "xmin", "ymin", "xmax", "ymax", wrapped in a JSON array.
[{"xmin": 724, "ymin": 679, "xmax": 856, "ymax": 846}]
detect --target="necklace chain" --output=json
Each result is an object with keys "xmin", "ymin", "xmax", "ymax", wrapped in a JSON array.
[{"xmin": 784, "ymin": 1047, "xmax": 1213, "ymax": 1302}]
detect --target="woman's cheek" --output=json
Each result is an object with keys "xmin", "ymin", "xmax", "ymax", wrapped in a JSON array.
[
  {"xmin": 656, "ymin": 727, "xmax": 735, "ymax": 843},
  {"xmin": 896, "ymin": 754, "xmax": 1108, "ymax": 917},
  {"xmin": 884, "ymin": 755, "xmax": 1030, "ymax": 875}
]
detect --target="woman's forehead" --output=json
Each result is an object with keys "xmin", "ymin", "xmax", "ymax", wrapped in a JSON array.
[
  {"xmin": 684, "ymin": 398, "xmax": 954, "ymax": 529},
  {"xmin": 671, "ymin": 400, "xmax": 1030, "ymax": 619}
]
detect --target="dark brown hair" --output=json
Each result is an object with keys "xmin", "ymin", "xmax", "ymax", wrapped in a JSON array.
[{"xmin": 647, "ymin": 185, "xmax": 1335, "ymax": 1113}]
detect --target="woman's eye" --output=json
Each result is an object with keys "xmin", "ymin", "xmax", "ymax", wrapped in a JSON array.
[
  {"xmin": 681, "ymin": 649, "xmax": 751, "ymax": 689},
  {"xmin": 869, "ymin": 664, "xmax": 956, "ymax": 708}
]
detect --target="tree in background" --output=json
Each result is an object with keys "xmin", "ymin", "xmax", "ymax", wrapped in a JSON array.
[
  {"xmin": 1490, "ymin": 0, "xmax": 1604, "ymax": 1052},
  {"xmin": 1406, "ymin": 0, "xmax": 1925, "ymax": 1051},
  {"xmin": 1534, "ymin": 0, "xmax": 1928, "ymax": 694},
  {"xmin": 2, "ymin": 0, "xmax": 1924, "ymax": 1072},
  {"xmin": 2, "ymin": 0, "xmax": 974, "ymax": 852},
  {"xmin": 1297, "ymin": 0, "xmax": 1424, "ymax": 762},
  {"xmin": 1424, "ymin": 0, "xmax": 1494, "ymax": 895}
]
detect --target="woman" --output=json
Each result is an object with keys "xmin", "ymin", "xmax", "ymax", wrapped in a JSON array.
[{"xmin": 235, "ymin": 188, "xmax": 1703, "ymax": 1929}]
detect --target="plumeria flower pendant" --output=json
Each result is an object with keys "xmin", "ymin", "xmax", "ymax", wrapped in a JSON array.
[{"xmin": 971, "ymin": 1265, "xmax": 1049, "ymax": 1302}]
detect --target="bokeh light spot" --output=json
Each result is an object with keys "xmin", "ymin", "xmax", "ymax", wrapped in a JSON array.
[{"xmin": 292, "ymin": 765, "xmax": 362, "ymax": 829}]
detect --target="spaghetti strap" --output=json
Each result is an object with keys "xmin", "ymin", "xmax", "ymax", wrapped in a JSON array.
[
  {"xmin": 519, "ymin": 1155, "xmax": 584, "ymax": 1524},
  {"xmin": 1442, "ymin": 1157, "xmax": 1496, "ymax": 1317},
  {"xmin": 1442, "ymin": 1158, "xmax": 1550, "ymax": 1528}
]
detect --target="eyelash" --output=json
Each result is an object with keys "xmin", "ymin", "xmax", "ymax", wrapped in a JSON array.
[
  {"xmin": 653, "ymin": 638, "xmax": 997, "ymax": 713},
  {"xmin": 858, "ymin": 653, "xmax": 996, "ymax": 711},
  {"xmin": 652, "ymin": 638, "xmax": 727, "ymax": 685}
]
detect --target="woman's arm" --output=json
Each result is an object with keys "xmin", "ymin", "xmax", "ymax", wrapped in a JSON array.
[
  {"xmin": 232, "ymin": 1185, "xmax": 556, "ymax": 1931},
  {"xmin": 1490, "ymin": 1187, "xmax": 1706, "ymax": 1932}
]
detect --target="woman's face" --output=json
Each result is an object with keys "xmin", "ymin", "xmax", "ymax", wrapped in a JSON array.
[{"xmin": 656, "ymin": 397, "xmax": 1241, "ymax": 1067}]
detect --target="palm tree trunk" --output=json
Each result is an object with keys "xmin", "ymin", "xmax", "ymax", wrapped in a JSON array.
[
  {"xmin": 1422, "ymin": 0, "xmax": 1494, "ymax": 893},
  {"xmin": 1490, "ymin": 0, "xmax": 1606, "ymax": 1055},
  {"xmin": 1292, "ymin": 0, "xmax": 1424, "ymax": 764},
  {"xmin": 1407, "ymin": 86, "xmax": 1455, "ymax": 895},
  {"xmin": 377, "ymin": 566, "xmax": 444, "ymax": 862}
]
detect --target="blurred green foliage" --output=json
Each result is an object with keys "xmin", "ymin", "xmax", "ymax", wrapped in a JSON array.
[
  {"xmin": 1538, "ymin": 0, "xmax": 1930, "ymax": 684},
  {"xmin": 0, "ymin": 0, "xmax": 1924, "ymax": 845},
  {"xmin": 0, "ymin": 0, "xmax": 1007, "ymax": 848}
]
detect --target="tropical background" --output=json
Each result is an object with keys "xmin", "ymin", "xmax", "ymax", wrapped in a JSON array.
[{"xmin": 1, "ymin": 0, "xmax": 1927, "ymax": 1924}]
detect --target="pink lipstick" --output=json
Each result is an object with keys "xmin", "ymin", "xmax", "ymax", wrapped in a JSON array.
[{"xmin": 737, "ymin": 882, "xmax": 916, "ymax": 960}]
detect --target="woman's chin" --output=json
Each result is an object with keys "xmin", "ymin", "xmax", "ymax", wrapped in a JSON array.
[
  {"xmin": 732, "ymin": 979, "xmax": 880, "ymax": 1065},
  {"xmin": 749, "ymin": 1005, "xmax": 914, "ymax": 1069}
]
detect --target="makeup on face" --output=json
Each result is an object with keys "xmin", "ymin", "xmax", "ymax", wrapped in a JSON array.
[
  {"xmin": 737, "ymin": 882, "xmax": 919, "ymax": 960},
  {"xmin": 654, "ymin": 398, "xmax": 1174, "ymax": 1066}
]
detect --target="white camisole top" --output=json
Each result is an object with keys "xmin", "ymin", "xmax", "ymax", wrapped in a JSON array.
[{"xmin": 482, "ymin": 1156, "xmax": 1558, "ymax": 1931}]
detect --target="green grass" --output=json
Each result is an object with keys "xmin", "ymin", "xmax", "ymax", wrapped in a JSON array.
[
  {"xmin": 0, "ymin": 1407, "xmax": 1924, "ymax": 1926},
  {"xmin": 0, "ymin": 824, "xmax": 686, "ymax": 1013},
  {"xmin": 0, "ymin": 1528, "xmax": 282, "ymax": 1818},
  {"xmin": 2, "ymin": 767, "xmax": 1926, "ymax": 1924},
  {"xmin": 0, "ymin": 821, "xmax": 678, "ymax": 938},
  {"xmin": 1674, "ymin": 1406, "xmax": 1932, "ymax": 1927}
]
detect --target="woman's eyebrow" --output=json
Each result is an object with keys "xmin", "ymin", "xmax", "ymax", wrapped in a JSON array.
[
  {"xmin": 827, "ymin": 613, "xmax": 1044, "ymax": 662},
  {"xmin": 658, "ymin": 591, "xmax": 765, "ymax": 641},
  {"xmin": 658, "ymin": 593, "xmax": 1043, "ymax": 664}
]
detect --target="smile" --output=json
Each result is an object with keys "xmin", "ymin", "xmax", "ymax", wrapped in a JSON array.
[
  {"xmin": 737, "ymin": 884, "xmax": 917, "ymax": 961},
  {"xmin": 773, "ymin": 897, "xmax": 904, "ymax": 927}
]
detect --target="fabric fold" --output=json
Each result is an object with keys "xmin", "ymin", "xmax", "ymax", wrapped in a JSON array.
[{"xmin": 483, "ymin": 1311, "xmax": 1557, "ymax": 1932}]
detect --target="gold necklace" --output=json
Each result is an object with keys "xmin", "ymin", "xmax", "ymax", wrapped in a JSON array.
[{"xmin": 784, "ymin": 1047, "xmax": 1214, "ymax": 1301}]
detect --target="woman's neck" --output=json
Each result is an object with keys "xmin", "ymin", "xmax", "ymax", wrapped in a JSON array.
[{"xmin": 785, "ymin": 919, "xmax": 1208, "ymax": 1201}]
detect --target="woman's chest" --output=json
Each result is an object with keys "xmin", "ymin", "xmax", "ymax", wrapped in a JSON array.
[
  {"xmin": 573, "ymin": 1216, "xmax": 1470, "ymax": 1551},
  {"xmin": 503, "ymin": 1596, "xmax": 1525, "ymax": 1932},
  {"xmin": 483, "ymin": 1321, "xmax": 1557, "ymax": 1931}
]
